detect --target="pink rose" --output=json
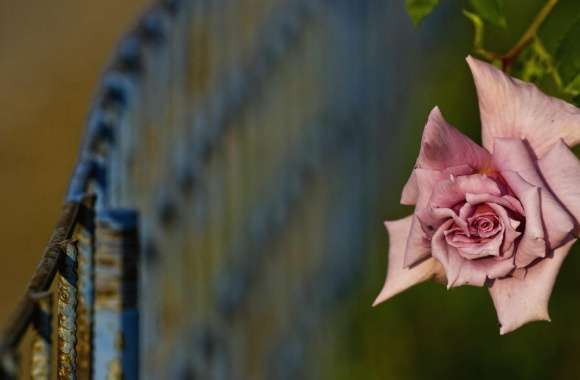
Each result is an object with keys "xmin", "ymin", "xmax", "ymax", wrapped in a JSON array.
[{"xmin": 374, "ymin": 56, "xmax": 580, "ymax": 335}]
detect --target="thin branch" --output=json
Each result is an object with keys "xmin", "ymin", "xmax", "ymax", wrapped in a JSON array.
[{"xmin": 501, "ymin": 0, "xmax": 559, "ymax": 71}]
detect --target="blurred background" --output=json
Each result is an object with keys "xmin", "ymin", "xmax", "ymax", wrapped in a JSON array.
[{"xmin": 2, "ymin": 0, "xmax": 580, "ymax": 379}]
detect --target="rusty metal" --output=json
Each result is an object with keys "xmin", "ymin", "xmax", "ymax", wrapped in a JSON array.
[
  {"xmin": 30, "ymin": 291, "xmax": 53, "ymax": 380},
  {"xmin": 0, "ymin": 202, "xmax": 79, "ymax": 357},
  {"xmin": 94, "ymin": 210, "xmax": 139, "ymax": 380},
  {"xmin": 75, "ymin": 196, "xmax": 96, "ymax": 380},
  {"xmin": 57, "ymin": 241, "xmax": 79, "ymax": 379}
]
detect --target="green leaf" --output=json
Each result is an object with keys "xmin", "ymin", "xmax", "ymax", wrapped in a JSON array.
[
  {"xmin": 556, "ymin": 17, "xmax": 580, "ymax": 88},
  {"xmin": 405, "ymin": 0, "xmax": 440, "ymax": 26},
  {"xmin": 469, "ymin": 0, "xmax": 507, "ymax": 28}
]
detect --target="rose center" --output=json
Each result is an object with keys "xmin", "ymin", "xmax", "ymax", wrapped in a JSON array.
[{"xmin": 468, "ymin": 213, "xmax": 501, "ymax": 238}]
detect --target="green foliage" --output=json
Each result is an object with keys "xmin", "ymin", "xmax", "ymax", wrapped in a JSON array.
[
  {"xmin": 556, "ymin": 17, "xmax": 580, "ymax": 95},
  {"xmin": 405, "ymin": 0, "xmax": 440, "ymax": 26},
  {"xmin": 469, "ymin": 0, "xmax": 507, "ymax": 28},
  {"xmin": 519, "ymin": 38, "xmax": 557, "ymax": 84}
]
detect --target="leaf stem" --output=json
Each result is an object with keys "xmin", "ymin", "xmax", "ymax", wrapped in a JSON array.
[
  {"xmin": 463, "ymin": 10, "xmax": 500, "ymax": 62},
  {"xmin": 501, "ymin": 0, "xmax": 559, "ymax": 71}
]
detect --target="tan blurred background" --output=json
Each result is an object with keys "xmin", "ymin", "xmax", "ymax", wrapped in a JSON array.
[{"xmin": 0, "ymin": 0, "xmax": 151, "ymax": 325}]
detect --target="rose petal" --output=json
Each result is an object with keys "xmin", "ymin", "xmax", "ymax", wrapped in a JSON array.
[
  {"xmin": 431, "ymin": 220, "xmax": 464, "ymax": 287},
  {"xmin": 416, "ymin": 206, "xmax": 469, "ymax": 238},
  {"xmin": 403, "ymin": 215, "xmax": 432, "ymax": 267},
  {"xmin": 501, "ymin": 171, "xmax": 547, "ymax": 267},
  {"xmin": 486, "ymin": 202, "xmax": 521, "ymax": 255},
  {"xmin": 465, "ymin": 193, "xmax": 524, "ymax": 215},
  {"xmin": 402, "ymin": 165, "xmax": 474, "ymax": 207},
  {"xmin": 488, "ymin": 239, "xmax": 576, "ymax": 335},
  {"xmin": 410, "ymin": 166, "xmax": 474, "ymax": 210},
  {"xmin": 432, "ymin": 220, "xmax": 513, "ymax": 288},
  {"xmin": 459, "ymin": 202, "xmax": 474, "ymax": 219},
  {"xmin": 400, "ymin": 107, "xmax": 492, "ymax": 205},
  {"xmin": 467, "ymin": 208, "xmax": 502, "ymax": 237},
  {"xmin": 373, "ymin": 216, "xmax": 444, "ymax": 306},
  {"xmin": 429, "ymin": 174, "xmax": 501, "ymax": 209},
  {"xmin": 413, "ymin": 169, "xmax": 453, "ymax": 210},
  {"xmin": 512, "ymin": 267, "xmax": 527, "ymax": 280},
  {"xmin": 538, "ymin": 139, "xmax": 580, "ymax": 229},
  {"xmin": 410, "ymin": 170, "xmax": 494, "ymax": 267},
  {"xmin": 417, "ymin": 107, "xmax": 492, "ymax": 170},
  {"xmin": 449, "ymin": 231, "xmax": 503, "ymax": 260},
  {"xmin": 466, "ymin": 56, "xmax": 580, "ymax": 157},
  {"xmin": 453, "ymin": 255, "xmax": 515, "ymax": 288},
  {"xmin": 495, "ymin": 138, "xmax": 574, "ymax": 249},
  {"xmin": 401, "ymin": 171, "xmax": 419, "ymax": 206}
]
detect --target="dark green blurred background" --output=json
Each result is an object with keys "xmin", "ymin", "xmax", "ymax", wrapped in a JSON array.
[{"xmin": 2, "ymin": 0, "xmax": 580, "ymax": 379}]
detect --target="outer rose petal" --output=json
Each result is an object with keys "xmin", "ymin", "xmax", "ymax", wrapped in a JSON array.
[
  {"xmin": 538, "ymin": 140, "xmax": 580, "ymax": 229},
  {"xmin": 416, "ymin": 107, "xmax": 492, "ymax": 170},
  {"xmin": 401, "ymin": 171, "xmax": 419, "ymax": 206},
  {"xmin": 409, "ymin": 165, "xmax": 474, "ymax": 209},
  {"xmin": 401, "ymin": 107, "xmax": 492, "ymax": 205},
  {"xmin": 488, "ymin": 239, "xmax": 576, "ymax": 335},
  {"xmin": 453, "ymin": 256, "xmax": 515, "ymax": 288},
  {"xmin": 403, "ymin": 215, "xmax": 431, "ymax": 267},
  {"xmin": 494, "ymin": 138, "xmax": 574, "ymax": 249},
  {"xmin": 467, "ymin": 56, "xmax": 580, "ymax": 157},
  {"xmin": 373, "ymin": 216, "xmax": 444, "ymax": 306}
]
